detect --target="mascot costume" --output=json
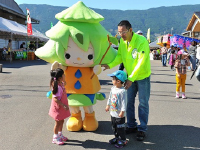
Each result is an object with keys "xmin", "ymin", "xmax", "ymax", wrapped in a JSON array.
[{"xmin": 35, "ymin": 1, "xmax": 118, "ymax": 131}]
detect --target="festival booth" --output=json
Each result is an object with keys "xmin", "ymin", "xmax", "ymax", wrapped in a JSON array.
[
  {"xmin": 157, "ymin": 34, "xmax": 172, "ymax": 48},
  {"xmin": 170, "ymin": 34, "xmax": 200, "ymax": 50},
  {"xmin": 149, "ymin": 40, "xmax": 161, "ymax": 60},
  {"xmin": 0, "ymin": 17, "xmax": 48, "ymax": 61}
]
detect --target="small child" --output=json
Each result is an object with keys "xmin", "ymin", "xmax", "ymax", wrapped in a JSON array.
[
  {"xmin": 105, "ymin": 70, "xmax": 128, "ymax": 148},
  {"xmin": 49, "ymin": 68, "xmax": 70, "ymax": 145},
  {"xmin": 174, "ymin": 54, "xmax": 190, "ymax": 99},
  {"xmin": 169, "ymin": 50, "xmax": 177, "ymax": 70}
]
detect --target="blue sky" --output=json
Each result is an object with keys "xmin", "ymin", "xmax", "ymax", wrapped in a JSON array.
[{"xmin": 15, "ymin": 0, "xmax": 200, "ymax": 10}]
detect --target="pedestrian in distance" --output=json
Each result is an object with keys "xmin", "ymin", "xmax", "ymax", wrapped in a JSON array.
[
  {"xmin": 7, "ymin": 39, "xmax": 12, "ymax": 55},
  {"xmin": 188, "ymin": 41, "xmax": 197, "ymax": 71},
  {"xmin": 169, "ymin": 49, "xmax": 177, "ymax": 71},
  {"xmin": 20, "ymin": 42, "xmax": 25, "ymax": 49},
  {"xmin": 174, "ymin": 54, "xmax": 190, "ymax": 99},
  {"xmin": 105, "ymin": 70, "xmax": 128, "ymax": 148},
  {"xmin": 102, "ymin": 20, "xmax": 151, "ymax": 141},
  {"xmin": 167, "ymin": 45, "xmax": 173, "ymax": 64},
  {"xmin": 49, "ymin": 68, "xmax": 70, "ymax": 145},
  {"xmin": 161, "ymin": 43, "xmax": 168, "ymax": 66},
  {"xmin": 136, "ymin": 30, "xmax": 143, "ymax": 36}
]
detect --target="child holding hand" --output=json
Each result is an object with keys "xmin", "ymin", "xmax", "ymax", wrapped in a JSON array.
[
  {"xmin": 49, "ymin": 68, "xmax": 70, "ymax": 145},
  {"xmin": 105, "ymin": 70, "xmax": 128, "ymax": 148}
]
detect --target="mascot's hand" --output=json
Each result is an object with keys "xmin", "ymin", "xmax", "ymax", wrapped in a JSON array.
[
  {"xmin": 51, "ymin": 61, "xmax": 67, "ymax": 71},
  {"xmin": 93, "ymin": 65, "xmax": 102, "ymax": 75}
]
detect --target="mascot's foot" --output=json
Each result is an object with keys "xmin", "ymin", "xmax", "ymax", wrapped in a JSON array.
[
  {"xmin": 96, "ymin": 93, "xmax": 106, "ymax": 100},
  {"xmin": 83, "ymin": 111, "xmax": 98, "ymax": 131},
  {"xmin": 66, "ymin": 111, "xmax": 83, "ymax": 131}
]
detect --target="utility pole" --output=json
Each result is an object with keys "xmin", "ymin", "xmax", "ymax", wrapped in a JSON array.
[{"xmin": 171, "ymin": 27, "xmax": 173, "ymax": 35}]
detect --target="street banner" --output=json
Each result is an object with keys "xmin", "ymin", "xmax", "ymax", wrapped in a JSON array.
[
  {"xmin": 27, "ymin": 8, "xmax": 32, "ymax": 36},
  {"xmin": 147, "ymin": 28, "xmax": 150, "ymax": 43}
]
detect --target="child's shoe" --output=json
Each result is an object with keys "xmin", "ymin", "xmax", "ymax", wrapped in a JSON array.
[
  {"xmin": 175, "ymin": 92, "xmax": 180, "ymax": 98},
  {"xmin": 59, "ymin": 134, "xmax": 68, "ymax": 142},
  {"xmin": 182, "ymin": 93, "xmax": 187, "ymax": 99},
  {"xmin": 109, "ymin": 137, "xmax": 118, "ymax": 144},
  {"xmin": 52, "ymin": 136, "xmax": 64, "ymax": 145},
  {"xmin": 114, "ymin": 139, "xmax": 128, "ymax": 148}
]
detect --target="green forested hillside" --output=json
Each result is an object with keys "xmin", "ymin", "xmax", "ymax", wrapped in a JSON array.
[{"xmin": 19, "ymin": 4, "xmax": 200, "ymax": 41}]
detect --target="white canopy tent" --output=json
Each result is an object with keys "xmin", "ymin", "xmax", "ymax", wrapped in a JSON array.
[
  {"xmin": 0, "ymin": 17, "xmax": 48, "ymax": 41},
  {"xmin": 149, "ymin": 40, "xmax": 161, "ymax": 48},
  {"xmin": 0, "ymin": 17, "xmax": 48, "ymax": 62}
]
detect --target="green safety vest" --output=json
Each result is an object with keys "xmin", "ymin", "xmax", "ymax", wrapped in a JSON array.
[{"xmin": 108, "ymin": 32, "xmax": 151, "ymax": 82}]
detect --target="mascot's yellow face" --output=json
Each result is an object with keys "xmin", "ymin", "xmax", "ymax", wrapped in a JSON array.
[{"xmin": 65, "ymin": 37, "xmax": 94, "ymax": 67}]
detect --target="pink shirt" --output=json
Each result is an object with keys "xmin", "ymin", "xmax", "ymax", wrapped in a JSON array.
[
  {"xmin": 53, "ymin": 85, "xmax": 63, "ymax": 100},
  {"xmin": 49, "ymin": 84, "xmax": 70, "ymax": 121}
]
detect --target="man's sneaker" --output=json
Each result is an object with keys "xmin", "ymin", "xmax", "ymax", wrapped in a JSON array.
[
  {"xmin": 109, "ymin": 138, "xmax": 118, "ymax": 144},
  {"xmin": 136, "ymin": 131, "xmax": 146, "ymax": 141},
  {"xmin": 114, "ymin": 140, "xmax": 128, "ymax": 148},
  {"xmin": 125, "ymin": 127, "xmax": 137, "ymax": 134},
  {"xmin": 59, "ymin": 134, "xmax": 68, "ymax": 142},
  {"xmin": 52, "ymin": 137, "xmax": 64, "ymax": 145}
]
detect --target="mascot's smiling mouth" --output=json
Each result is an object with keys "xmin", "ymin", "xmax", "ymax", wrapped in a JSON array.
[{"xmin": 73, "ymin": 62, "xmax": 84, "ymax": 65}]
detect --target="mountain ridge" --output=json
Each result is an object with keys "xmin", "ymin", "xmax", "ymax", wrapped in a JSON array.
[{"xmin": 19, "ymin": 4, "xmax": 200, "ymax": 41}]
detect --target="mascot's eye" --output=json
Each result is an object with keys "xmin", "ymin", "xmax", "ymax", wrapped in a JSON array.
[
  {"xmin": 65, "ymin": 53, "xmax": 71, "ymax": 59},
  {"xmin": 88, "ymin": 54, "xmax": 93, "ymax": 60}
]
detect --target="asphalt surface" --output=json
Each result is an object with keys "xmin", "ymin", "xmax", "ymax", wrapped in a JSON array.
[{"xmin": 0, "ymin": 60, "xmax": 200, "ymax": 150}]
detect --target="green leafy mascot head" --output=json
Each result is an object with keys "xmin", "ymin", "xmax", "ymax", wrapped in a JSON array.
[{"xmin": 35, "ymin": 1, "xmax": 117, "ymax": 67}]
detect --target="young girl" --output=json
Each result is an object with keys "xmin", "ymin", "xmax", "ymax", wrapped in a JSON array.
[
  {"xmin": 174, "ymin": 54, "xmax": 190, "ymax": 99},
  {"xmin": 49, "ymin": 68, "xmax": 70, "ymax": 145}
]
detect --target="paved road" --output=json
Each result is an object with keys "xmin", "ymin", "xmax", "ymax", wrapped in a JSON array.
[{"xmin": 0, "ymin": 60, "xmax": 200, "ymax": 150}]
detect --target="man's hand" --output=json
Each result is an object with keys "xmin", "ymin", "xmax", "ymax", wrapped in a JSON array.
[
  {"xmin": 101, "ymin": 64, "xmax": 110, "ymax": 71},
  {"xmin": 124, "ymin": 79, "xmax": 132, "ymax": 90},
  {"xmin": 105, "ymin": 105, "xmax": 110, "ymax": 112}
]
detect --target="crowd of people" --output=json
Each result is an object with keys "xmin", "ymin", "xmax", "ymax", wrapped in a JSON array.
[
  {"xmin": 1, "ymin": 39, "xmax": 42, "ymax": 61},
  {"xmin": 158, "ymin": 42, "xmax": 200, "ymax": 99}
]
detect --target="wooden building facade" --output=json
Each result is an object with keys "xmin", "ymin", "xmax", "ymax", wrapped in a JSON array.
[{"xmin": 183, "ymin": 12, "xmax": 200, "ymax": 39}]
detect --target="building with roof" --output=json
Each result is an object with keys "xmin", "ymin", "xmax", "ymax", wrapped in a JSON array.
[
  {"xmin": 182, "ymin": 12, "xmax": 200, "ymax": 39},
  {"xmin": 0, "ymin": 0, "xmax": 48, "ymax": 61},
  {"xmin": 0, "ymin": 0, "xmax": 39, "ymax": 24}
]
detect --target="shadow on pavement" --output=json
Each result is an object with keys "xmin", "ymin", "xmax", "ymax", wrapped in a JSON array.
[
  {"xmin": 65, "ymin": 125, "xmax": 200, "ymax": 150},
  {"xmin": 151, "ymin": 81, "xmax": 193, "ymax": 86},
  {"xmin": 99, "ymin": 80, "xmax": 112, "ymax": 85},
  {"xmin": 0, "ymin": 71, "xmax": 11, "ymax": 74},
  {"xmin": 0, "ymin": 60, "xmax": 48, "ymax": 68},
  {"xmin": 151, "ymin": 73, "xmax": 175, "ymax": 76},
  {"xmin": 65, "ymin": 139, "xmax": 110, "ymax": 149},
  {"xmin": 95, "ymin": 121, "xmax": 113, "ymax": 135},
  {"xmin": 141, "ymin": 125, "xmax": 200, "ymax": 150}
]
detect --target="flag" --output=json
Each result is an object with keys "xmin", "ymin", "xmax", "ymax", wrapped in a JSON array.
[
  {"xmin": 51, "ymin": 22, "xmax": 53, "ymax": 28},
  {"xmin": 147, "ymin": 28, "xmax": 150, "ymax": 43},
  {"xmin": 27, "ymin": 8, "xmax": 32, "ymax": 36}
]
